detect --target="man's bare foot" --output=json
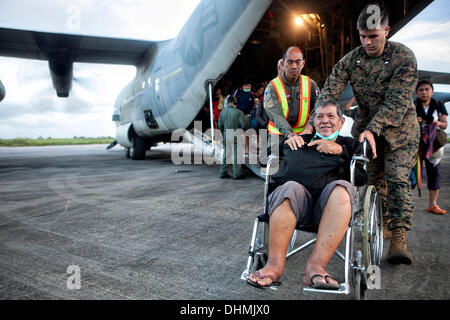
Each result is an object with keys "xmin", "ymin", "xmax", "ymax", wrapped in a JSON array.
[
  {"xmin": 303, "ymin": 264, "xmax": 339, "ymax": 288},
  {"xmin": 247, "ymin": 263, "xmax": 283, "ymax": 287}
]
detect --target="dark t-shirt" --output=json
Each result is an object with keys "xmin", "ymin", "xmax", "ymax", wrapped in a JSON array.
[
  {"xmin": 234, "ymin": 89, "xmax": 255, "ymax": 115},
  {"xmin": 278, "ymin": 134, "xmax": 368, "ymax": 187},
  {"xmin": 415, "ymin": 98, "xmax": 448, "ymax": 125}
]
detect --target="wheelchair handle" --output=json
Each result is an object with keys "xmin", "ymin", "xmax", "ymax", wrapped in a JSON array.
[
  {"xmin": 350, "ymin": 139, "xmax": 370, "ymax": 186},
  {"xmin": 362, "ymin": 139, "xmax": 367, "ymax": 157},
  {"xmin": 352, "ymin": 139, "xmax": 369, "ymax": 164}
]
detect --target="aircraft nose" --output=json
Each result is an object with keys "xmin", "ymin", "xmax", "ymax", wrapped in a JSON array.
[{"xmin": 0, "ymin": 79, "xmax": 5, "ymax": 102}]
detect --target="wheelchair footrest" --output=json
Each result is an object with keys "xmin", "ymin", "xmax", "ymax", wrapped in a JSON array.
[{"xmin": 303, "ymin": 283, "xmax": 350, "ymax": 295}]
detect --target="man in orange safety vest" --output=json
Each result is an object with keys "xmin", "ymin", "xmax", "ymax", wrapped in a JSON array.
[{"xmin": 264, "ymin": 46, "xmax": 319, "ymax": 149}]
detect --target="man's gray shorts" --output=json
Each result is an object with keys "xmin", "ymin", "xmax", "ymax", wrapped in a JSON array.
[{"xmin": 267, "ymin": 180, "xmax": 355, "ymax": 226}]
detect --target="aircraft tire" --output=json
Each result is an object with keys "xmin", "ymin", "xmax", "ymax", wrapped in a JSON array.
[
  {"xmin": 125, "ymin": 147, "xmax": 131, "ymax": 159},
  {"xmin": 130, "ymin": 135, "xmax": 146, "ymax": 160}
]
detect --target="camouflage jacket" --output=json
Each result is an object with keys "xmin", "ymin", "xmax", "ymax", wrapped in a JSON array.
[
  {"xmin": 264, "ymin": 72, "xmax": 318, "ymax": 137},
  {"xmin": 317, "ymin": 41, "xmax": 419, "ymax": 150}
]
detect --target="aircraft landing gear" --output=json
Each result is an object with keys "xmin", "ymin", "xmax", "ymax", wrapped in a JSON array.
[{"xmin": 130, "ymin": 135, "xmax": 146, "ymax": 160}]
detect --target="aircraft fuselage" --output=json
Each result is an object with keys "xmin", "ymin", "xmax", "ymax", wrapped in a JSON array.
[{"xmin": 112, "ymin": 0, "xmax": 272, "ymax": 158}]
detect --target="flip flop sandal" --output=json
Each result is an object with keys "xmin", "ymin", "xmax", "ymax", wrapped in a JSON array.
[
  {"xmin": 246, "ymin": 271, "xmax": 281, "ymax": 290},
  {"xmin": 308, "ymin": 274, "xmax": 340, "ymax": 290},
  {"xmin": 426, "ymin": 205, "xmax": 446, "ymax": 215}
]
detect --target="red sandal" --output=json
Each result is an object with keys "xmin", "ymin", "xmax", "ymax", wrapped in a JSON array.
[{"xmin": 426, "ymin": 205, "xmax": 446, "ymax": 215}]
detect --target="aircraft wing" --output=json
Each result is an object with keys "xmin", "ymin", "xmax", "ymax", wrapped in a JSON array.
[
  {"xmin": 338, "ymin": 69, "xmax": 450, "ymax": 106},
  {"xmin": 0, "ymin": 27, "xmax": 155, "ymax": 64},
  {"xmin": 0, "ymin": 27, "xmax": 156, "ymax": 96},
  {"xmin": 418, "ymin": 70, "xmax": 450, "ymax": 85}
]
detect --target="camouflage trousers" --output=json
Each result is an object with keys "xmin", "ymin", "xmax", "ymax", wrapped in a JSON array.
[{"xmin": 367, "ymin": 135, "xmax": 419, "ymax": 231}]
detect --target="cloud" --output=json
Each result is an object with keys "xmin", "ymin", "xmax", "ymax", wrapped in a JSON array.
[
  {"xmin": 0, "ymin": 101, "xmax": 35, "ymax": 119},
  {"xmin": 391, "ymin": 21, "xmax": 450, "ymax": 71},
  {"xmin": 0, "ymin": 111, "xmax": 116, "ymax": 139},
  {"xmin": 108, "ymin": 0, "xmax": 201, "ymax": 40},
  {"xmin": 0, "ymin": 58, "xmax": 135, "ymax": 110},
  {"xmin": 393, "ymin": 21, "xmax": 450, "ymax": 41},
  {"xmin": 0, "ymin": 1, "xmax": 200, "ymax": 139},
  {"xmin": 0, "ymin": 0, "xmax": 201, "ymax": 41}
]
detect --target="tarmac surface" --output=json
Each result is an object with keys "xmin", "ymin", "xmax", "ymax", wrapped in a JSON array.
[{"xmin": 0, "ymin": 143, "xmax": 448, "ymax": 300}]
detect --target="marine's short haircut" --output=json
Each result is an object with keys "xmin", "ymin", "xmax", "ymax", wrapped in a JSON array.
[
  {"xmin": 314, "ymin": 100, "xmax": 343, "ymax": 119},
  {"xmin": 416, "ymin": 79, "xmax": 434, "ymax": 92},
  {"xmin": 357, "ymin": 3, "xmax": 389, "ymax": 30}
]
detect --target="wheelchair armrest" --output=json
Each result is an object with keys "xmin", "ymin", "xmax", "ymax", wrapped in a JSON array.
[
  {"xmin": 350, "ymin": 154, "xmax": 369, "ymax": 186},
  {"xmin": 351, "ymin": 154, "xmax": 369, "ymax": 165},
  {"xmin": 265, "ymin": 154, "xmax": 282, "ymax": 182}
]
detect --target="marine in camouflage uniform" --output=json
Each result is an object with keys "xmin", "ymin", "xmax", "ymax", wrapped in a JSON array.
[{"xmin": 316, "ymin": 4, "xmax": 420, "ymax": 264}]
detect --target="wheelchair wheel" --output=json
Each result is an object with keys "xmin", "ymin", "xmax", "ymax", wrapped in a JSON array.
[
  {"xmin": 362, "ymin": 185, "xmax": 383, "ymax": 269},
  {"xmin": 353, "ymin": 250, "xmax": 367, "ymax": 300}
]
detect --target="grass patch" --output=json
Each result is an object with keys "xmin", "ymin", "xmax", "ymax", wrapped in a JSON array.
[{"xmin": 0, "ymin": 137, "xmax": 115, "ymax": 147}]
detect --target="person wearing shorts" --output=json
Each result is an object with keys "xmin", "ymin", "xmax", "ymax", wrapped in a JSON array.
[
  {"xmin": 415, "ymin": 79, "xmax": 448, "ymax": 215},
  {"xmin": 246, "ymin": 100, "xmax": 367, "ymax": 290}
]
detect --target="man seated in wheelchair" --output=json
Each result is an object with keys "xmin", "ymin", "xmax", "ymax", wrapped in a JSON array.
[{"xmin": 247, "ymin": 100, "xmax": 368, "ymax": 290}]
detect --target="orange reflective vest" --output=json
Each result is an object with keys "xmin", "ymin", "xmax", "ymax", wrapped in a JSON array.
[{"xmin": 267, "ymin": 75, "xmax": 311, "ymax": 135}]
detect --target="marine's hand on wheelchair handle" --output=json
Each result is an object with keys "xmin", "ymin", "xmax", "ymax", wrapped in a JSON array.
[{"xmin": 359, "ymin": 131, "xmax": 376, "ymax": 159}]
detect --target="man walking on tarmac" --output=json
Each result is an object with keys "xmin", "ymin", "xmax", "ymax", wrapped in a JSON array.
[
  {"xmin": 315, "ymin": 4, "xmax": 419, "ymax": 264},
  {"xmin": 218, "ymin": 96, "xmax": 249, "ymax": 180}
]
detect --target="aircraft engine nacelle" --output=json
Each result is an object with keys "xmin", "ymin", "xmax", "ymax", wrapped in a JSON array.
[
  {"xmin": 48, "ymin": 53, "xmax": 73, "ymax": 98},
  {"xmin": 115, "ymin": 122, "xmax": 133, "ymax": 148}
]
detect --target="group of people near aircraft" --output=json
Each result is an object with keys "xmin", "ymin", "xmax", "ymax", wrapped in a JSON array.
[{"xmin": 213, "ymin": 3, "xmax": 448, "ymax": 290}]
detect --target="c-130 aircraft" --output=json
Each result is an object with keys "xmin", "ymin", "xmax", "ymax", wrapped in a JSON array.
[{"xmin": 0, "ymin": 0, "xmax": 448, "ymax": 160}]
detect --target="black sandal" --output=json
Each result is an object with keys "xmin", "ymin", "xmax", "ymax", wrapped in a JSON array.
[
  {"xmin": 246, "ymin": 271, "xmax": 281, "ymax": 290},
  {"xmin": 308, "ymin": 274, "xmax": 340, "ymax": 290}
]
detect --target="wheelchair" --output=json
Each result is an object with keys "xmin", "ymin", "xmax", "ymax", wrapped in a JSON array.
[{"xmin": 241, "ymin": 142, "xmax": 383, "ymax": 300}]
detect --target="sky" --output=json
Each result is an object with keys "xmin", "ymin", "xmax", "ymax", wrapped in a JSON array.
[
  {"xmin": 390, "ymin": 0, "xmax": 450, "ymax": 95},
  {"xmin": 0, "ymin": 0, "xmax": 449, "ymax": 139},
  {"xmin": 0, "ymin": 0, "xmax": 202, "ymax": 139}
]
